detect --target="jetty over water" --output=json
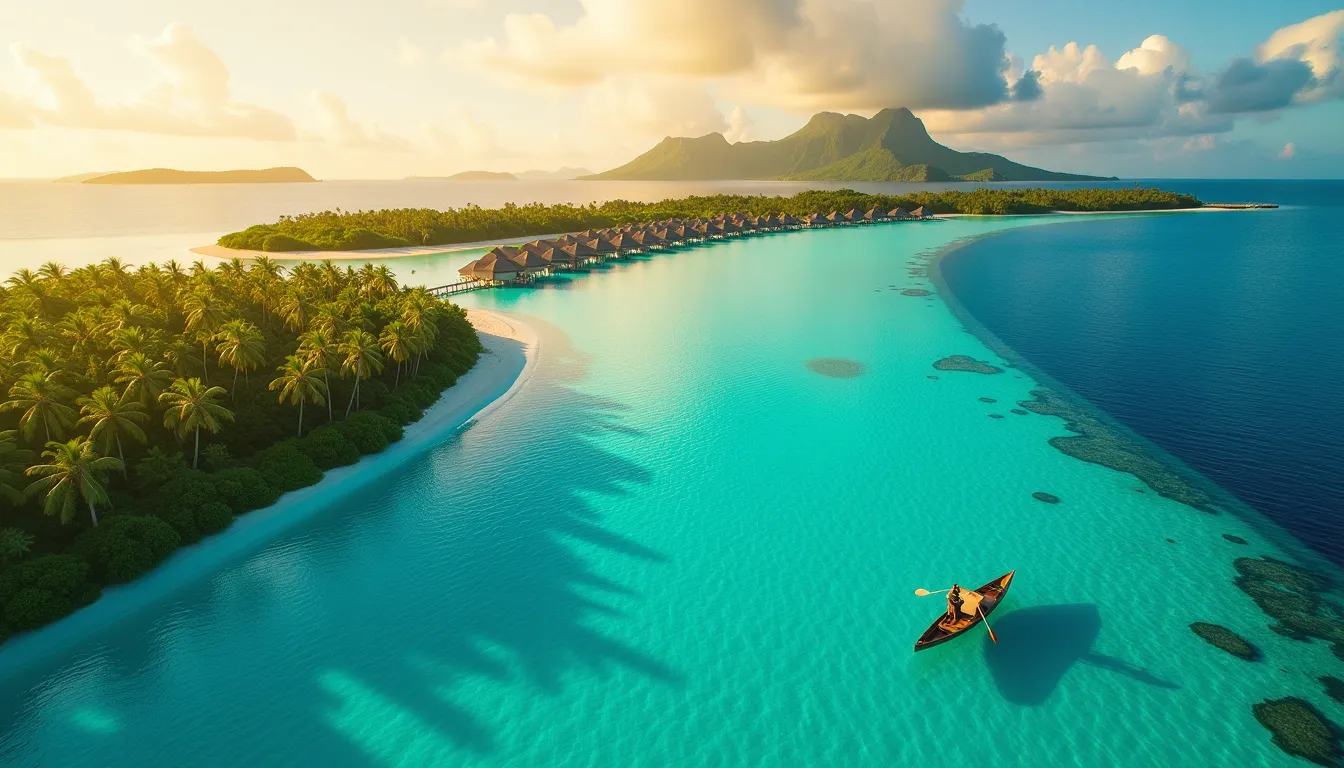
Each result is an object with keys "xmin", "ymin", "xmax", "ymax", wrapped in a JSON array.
[
  {"xmin": 430, "ymin": 206, "xmax": 937, "ymax": 296},
  {"xmin": 1204, "ymin": 203, "xmax": 1278, "ymax": 209}
]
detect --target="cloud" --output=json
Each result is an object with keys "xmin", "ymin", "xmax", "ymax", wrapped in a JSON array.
[
  {"xmin": 314, "ymin": 91, "xmax": 412, "ymax": 151},
  {"xmin": 426, "ymin": 110, "xmax": 510, "ymax": 161},
  {"xmin": 391, "ymin": 39, "xmax": 425, "ymax": 69},
  {"xmin": 10, "ymin": 23, "xmax": 297, "ymax": 141},
  {"xmin": 1203, "ymin": 57, "xmax": 1315, "ymax": 114},
  {"xmin": 1279, "ymin": 142, "xmax": 1296, "ymax": 160},
  {"xmin": 1183, "ymin": 135, "xmax": 1215, "ymax": 152},
  {"xmin": 1009, "ymin": 70, "xmax": 1042, "ymax": 102},
  {"xmin": 1115, "ymin": 35, "xmax": 1192, "ymax": 76},
  {"xmin": 454, "ymin": 0, "xmax": 1015, "ymax": 111},
  {"xmin": 1257, "ymin": 9, "xmax": 1344, "ymax": 101},
  {"xmin": 724, "ymin": 105, "xmax": 754, "ymax": 143}
]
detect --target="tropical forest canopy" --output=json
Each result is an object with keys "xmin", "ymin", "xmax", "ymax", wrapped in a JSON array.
[
  {"xmin": 0, "ymin": 256, "xmax": 481, "ymax": 641},
  {"xmin": 218, "ymin": 187, "xmax": 1204, "ymax": 252}
]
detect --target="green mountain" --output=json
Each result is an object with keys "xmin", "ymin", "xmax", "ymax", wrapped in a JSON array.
[
  {"xmin": 584, "ymin": 108, "xmax": 1108, "ymax": 182},
  {"xmin": 83, "ymin": 167, "xmax": 316, "ymax": 184}
]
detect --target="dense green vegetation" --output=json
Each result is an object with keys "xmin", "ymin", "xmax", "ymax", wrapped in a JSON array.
[
  {"xmin": 219, "ymin": 187, "xmax": 1202, "ymax": 251},
  {"xmin": 0, "ymin": 257, "xmax": 481, "ymax": 641},
  {"xmin": 585, "ymin": 107, "xmax": 1107, "ymax": 182}
]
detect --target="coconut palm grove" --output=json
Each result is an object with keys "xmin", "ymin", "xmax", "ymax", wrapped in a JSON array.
[{"xmin": 0, "ymin": 257, "xmax": 481, "ymax": 640}]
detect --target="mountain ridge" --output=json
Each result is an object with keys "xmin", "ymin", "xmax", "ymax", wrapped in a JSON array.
[{"xmin": 584, "ymin": 108, "xmax": 1109, "ymax": 182}]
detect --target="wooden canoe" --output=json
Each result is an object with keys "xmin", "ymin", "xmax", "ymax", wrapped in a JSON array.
[{"xmin": 914, "ymin": 570, "xmax": 1015, "ymax": 652}]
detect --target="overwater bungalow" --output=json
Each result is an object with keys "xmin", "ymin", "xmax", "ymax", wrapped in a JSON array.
[
  {"xmin": 780, "ymin": 214, "xmax": 802, "ymax": 228},
  {"xmin": 563, "ymin": 239, "xmax": 600, "ymax": 265},
  {"xmin": 864, "ymin": 207, "xmax": 887, "ymax": 222},
  {"xmin": 825, "ymin": 211, "xmax": 844, "ymax": 225},
  {"xmin": 806, "ymin": 213, "xmax": 826, "ymax": 227},
  {"xmin": 911, "ymin": 206, "xmax": 932, "ymax": 219},
  {"xmin": 512, "ymin": 244, "xmax": 553, "ymax": 275},
  {"xmin": 587, "ymin": 235, "xmax": 619, "ymax": 257},
  {"xmin": 462, "ymin": 247, "xmax": 524, "ymax": 284},
  {"xmin": 843, "ymin": 208, "xmax": 861, "ymax": 223},
  {"xmin": 605, "ymin": 232, "xmax": 642, "ymax": 255},
  {"xmin": 889, "ymin": 207, "xmax": 912, "ymax": 220},
  {"xmin": 630, "ymin": 229, "xmax": 667, "ymax": 249}
]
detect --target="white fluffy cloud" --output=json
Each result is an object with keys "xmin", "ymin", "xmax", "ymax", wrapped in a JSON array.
[
  {"xmin": 10, "ymin": 23, "xmax": 297, "ymax": 141},
  {"xmin": 1258, "ymin": 9, "xmax": 1344, "ymax": 101},
  {"xmin": 455, "ymin": 0, "xmax": 1014, "ymax": 111},
  {"xmin": 314, "ymin": 91, "xmax": 412, "ymax": 152}
]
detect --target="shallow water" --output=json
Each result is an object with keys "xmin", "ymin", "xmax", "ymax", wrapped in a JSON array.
[
  {"xmin": 0, "ymin": 214, "xmax": 1334, "ymax": 766},
  {"xmin": 941, "ymin": 185, "xmax": 1344, "ymax": 565}
]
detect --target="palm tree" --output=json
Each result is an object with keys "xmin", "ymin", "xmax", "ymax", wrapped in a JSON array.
[
  {"xmin": 269, "ymin": 356, "xmax": 328, "ymax": 437},
  {"xmin": 298, "ymin": 329, "xmax": 338, "ymax": 422},
  {"xmin": 1, "ymin": 371, "xmax": 77, "ymax": 443},
  {"xmin": 280, "ymin": 292, "xmax": 315, "ymax": 333},
  {"xmin": 214, "ymin": 319, "xmax": 266, "ymax": 398},
  {"xmin": 0, "ymin": 430, "xmax": 34, "ymax": 504},
  {"xmin": 113, "ymin": 352, "xmax": 174, "ymax": 408},
  {"xmin": 379, "ymin": 320, "xmax": 412, "ymax": 388},
  {"xmin": 77, "ymin": 386, "xmax": 148, "ymax": 476},
  {"xmin": 159, "ymin": 378, "xmax": 233, "ymax": 469},
  {"xmin": 24, "ymin": 438, "xmax": 122, "ymax": 527},
  {"xmin": 183, "ymin": 291, "xmax": 224, "ymax": 383},
  {"xmin": 338, "ymin": 329, "xmax": 383, "ymax": 417},
  {"xmin": 163, "ymin": 338, "xmax": 203, "ymax": 379}
]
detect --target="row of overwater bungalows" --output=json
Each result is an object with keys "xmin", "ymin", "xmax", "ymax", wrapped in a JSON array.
[{"xmin": 456, "ymin": 206, "xmax": 934, "ymax": 285}]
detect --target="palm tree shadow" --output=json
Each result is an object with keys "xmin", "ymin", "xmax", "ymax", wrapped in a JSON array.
[
  {"xmin": 983, "ymin": 604, "xmax": 1178, "ymax": 706},
  {"xmin": 0, "ymin": 315, "xmax": 682, "ymax": 765}
]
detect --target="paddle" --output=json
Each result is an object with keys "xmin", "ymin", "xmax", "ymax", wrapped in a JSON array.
[
  {"xmin": 977, "ymin": 605, "xmax": 999, "ymax": 644},
  {"xmin": 913, "ymin": 588, "xmax": 950, "ymax": 596}
]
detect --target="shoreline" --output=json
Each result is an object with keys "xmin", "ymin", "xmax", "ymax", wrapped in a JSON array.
[
  {"xmin": 191, "ymin": 205, "xmax": 1241, "ymax": 264},
  {"xmin": 923, "ymin": 225, "xmax": 1336, "ymax": 574},
  {"xmin": 0, "ymin": 308, "xmax": 539, "ymax": 675}
]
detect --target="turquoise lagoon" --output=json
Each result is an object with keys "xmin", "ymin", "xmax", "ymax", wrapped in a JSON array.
[{"xmin": 0, "ymin": 215, "xmax": 1332, "ymax": 766}]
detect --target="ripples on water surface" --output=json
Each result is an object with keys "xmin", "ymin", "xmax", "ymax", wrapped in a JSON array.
[
  {"xmin": 941, "ymin": 180, "xmax": 1344, "ymax": 565},
  {"xmin": 0, "ymin": 181, "xmax": 1341, "ymax": 766}
]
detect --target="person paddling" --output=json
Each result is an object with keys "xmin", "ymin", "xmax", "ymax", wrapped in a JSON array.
[{"xmin": 946, "ymin": 584, "xmax": 964, "ymax": 624}]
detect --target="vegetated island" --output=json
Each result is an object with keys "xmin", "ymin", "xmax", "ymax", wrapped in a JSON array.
[
  {"xmin": 583, "ymin": 107, "xmax": 1113, "ymax": 182},
  {"xmin": 407, "ymin": 171, "xmax": 518, "ymax": 181},
  {"xmin": 216, "ymin": 187, "xmax": 1202, "ymax": 252},
  {"xmin": 516, "ymin": 167, "xmax": 593, "ymax": 180},
  {"xmin": 0, "ymin": 256, "xmax": 482, "ymax": 642},
  {"xmin": 78, "ymin": 167, "xmax": 317, "ymax": 185}
]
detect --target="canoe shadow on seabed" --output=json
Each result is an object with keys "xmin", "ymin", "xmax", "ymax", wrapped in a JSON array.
[{"xmin": 983, "ymin": 604, "xmax": 1180, "ymax": 706}]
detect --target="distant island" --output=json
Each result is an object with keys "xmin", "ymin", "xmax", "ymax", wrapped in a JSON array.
[
  {"xmin": 76, "ymin": 167, "xmax": 317, "ymax": 185},
  {"xmin": 516, "ymin": 167, "xmax": 594, "ymax": 180},
  {"xmin": 583, "ymin": 108, "xmax": 1110, "ymax": 183},
  {"xmin": 441, "ymin": 171, "xmax": 518, "ymax": 181},
  {"xmin": 216, "ymin": 187, "xmax": 1199, "ymax": 252}
]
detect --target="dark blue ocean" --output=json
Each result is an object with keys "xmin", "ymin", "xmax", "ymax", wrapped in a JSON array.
[{"xmin": 941, "ymin": 180, "xmax": 1344, "ymax": 564}]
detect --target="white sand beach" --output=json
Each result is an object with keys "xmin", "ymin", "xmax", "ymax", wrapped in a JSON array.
[
  {"xmin": 0, "ymin": 308, "xmax": 538, "ymax": 670},
  {"xmin": 191, "ymin": 232, "xmax": 576, "ymax": 262}
]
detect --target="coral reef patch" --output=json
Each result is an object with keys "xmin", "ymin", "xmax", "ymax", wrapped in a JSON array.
[
  {"xmin": 1223, "ymin": 534, "xmax": 1249, "ymax": 545},
  {"xmin": 933, "ymin": 355, "xmax": 1003, "ymax": 374},
  {"xmin": 1189, "ymin": 622, "xmax": 1259, "ymax": 660},
  {"xmin": 806, "ymin": 358, "xmax": 866, "ymax": 379},
  {"xmin": 1018, "ymin": 389, "xmax": 1216, "ymax": 512},
  {"xmin": 1032, "ymin": 492, "xmax": 1060, "ymax": 504},
  {"xmin": 1252, "ymin": 697, "xmax": 1341, "ymax": 767}
]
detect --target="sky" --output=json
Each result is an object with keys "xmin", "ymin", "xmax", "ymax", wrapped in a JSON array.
[{"xmin": 0, "ymin": 1, "xmax": 1342, "ymax": 179}]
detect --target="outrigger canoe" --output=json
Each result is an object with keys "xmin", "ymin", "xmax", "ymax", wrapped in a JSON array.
[{"xmin": 914, "ymin": 570, "xmax": 1015, "ymax": 652}]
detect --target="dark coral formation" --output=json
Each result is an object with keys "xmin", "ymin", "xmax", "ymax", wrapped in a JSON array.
[
  {"xmin": 1223, "ymin": 534, "xmax": 1249, "ymax": 545},
  {"xmin": 1323, "ymin": 676, "xmax": 1344, "ymax": 705},
  {"xmin": 1018, "ymin": 389, "xmax": 1216, "ymax": 513},
  {"xmin": 1189, "ymin": 622, "xmax": 1259, "ymax": 660},
  {"xmin": 1233, "ymin": 557, "xmax": 1344, "ymax": 646},
  {"xmin": 933, "ymin": 355, "xmax": 1003, "ymax": 374},
  {"xmin": 901, "ymin": 288, "xmax": 932, "ymax": 296},
  {"xmin": 1032, "ymin": 492, "xmax": 1060, "ymax": 504},
  {"xmin": 1010, "ymin": 408, "xmax": 1028, "ymax": 415},
  {"xmin": 805, "ymin": 358, "xmax": 866, "ymax": 379},
  {"xmin": 927, "ymin": 375, "xmax": 939, "ymax": 380},
  {"xmin": 988, "ymin": 413, "xmax": 1004, "ymax": 419},
  {"xmin": 1252, "ymin": 697, "xmax": 1342, "ymax": 767},
  {"xmin": 979, "ymin": 397, "xmax": 997, "ymax": 403}
]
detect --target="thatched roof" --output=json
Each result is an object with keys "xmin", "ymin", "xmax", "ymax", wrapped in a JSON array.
[
  {"xmin": 911, "ymin": 206, "xmax": 929, "ymax": 218},
  {"xmin": 563, "ymin": 240, "xmax": 599, "ymax": 259},
  {"xmin": 457, "ymin": 259, "xmax": 480, "ymax": 278},
  {"xmin": 631, "ymin": 230, "xmax": 666, "ymax": 247},
  {"xmin": 825, "ymin": 211, "xmax": 843, "ymax": 222},
  {"xmin": 889, "ymin": 207, "xmax": 911, "ymax": 218},
  {"xmin": 864, "ymin": 207, "xmax": 886, "ymax": 220},
  {"xmin": 843, "ymin": 208, "xmax": 860, "ymax": 221},
  {"xmin": 780, "ymin": 214, "xmax": 802, "ymax": 226},
  {"xmin": 581, "ymin": 237, "xmax": 613, "ymax": 254},
  {"xmin": 511, "ymin": 245, "xmax": 551, "ymax": 270},
  {"xmin": 472, "ymin": 248, "xmax": 522, "ymax": 279},
  {"xmin": 806, "ymin": 213, "xmax": 826, "ymax": 225}
]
